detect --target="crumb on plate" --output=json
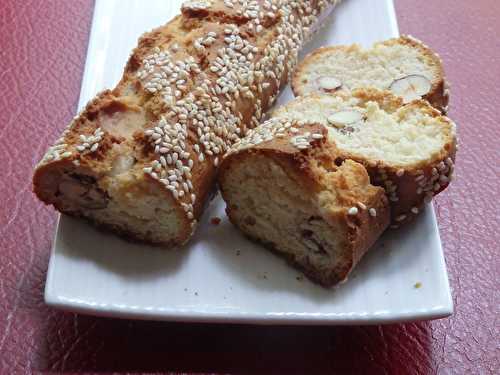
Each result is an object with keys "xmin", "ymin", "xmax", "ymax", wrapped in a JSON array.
[{"xmin": 210, "ymin": 217, "xmax": 222, "ymax": 225}]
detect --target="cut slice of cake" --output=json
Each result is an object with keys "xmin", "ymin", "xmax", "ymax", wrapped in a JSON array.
[
  {"xmin": 218, "ymin": 121, "xmax": 390, "ymax": 287},
  {"xmin": 292, "ymin": 36, "xmax": 450, "ymax": 113},
  {"xmin": 272, "ymin": 89, "xmax": 457, "ymax": 226}
]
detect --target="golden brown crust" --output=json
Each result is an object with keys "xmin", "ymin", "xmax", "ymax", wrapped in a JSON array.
[
  {"xmin": 218, "ymin": 122, "xmax": 390, "ymax": 287},
  {"xmin": 33, "ymin": 0, "xmax": 339, "ymax": 246},
  {"xmin": 292, "ymin": 35, "xmax": 449, "ymax": 113}
]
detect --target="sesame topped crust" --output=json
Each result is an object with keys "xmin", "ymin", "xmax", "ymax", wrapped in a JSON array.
[{"xmin": 34, "ymin": 0, "xmax": 340, "ymax": 245}]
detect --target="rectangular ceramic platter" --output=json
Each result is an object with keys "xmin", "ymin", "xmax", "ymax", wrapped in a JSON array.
[{"xmin": 45, "ymin": 0, "xmax": 453, "ymax": 325}]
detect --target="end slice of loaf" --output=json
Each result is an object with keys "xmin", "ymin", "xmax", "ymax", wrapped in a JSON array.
[
  {"xmin": 292, "ymin": 36, "xmax": 450, "ymax": 113},
  {"xmin": 33, "ymin": 0, "xmax": 339, "ymax": 246},
  {"xmin": 218, "ymin": 121, "xmax": 390, "ymax": 287},
  {"xmin": 272, "ymin": 89, "xmax": 457, "ymax": 226}
]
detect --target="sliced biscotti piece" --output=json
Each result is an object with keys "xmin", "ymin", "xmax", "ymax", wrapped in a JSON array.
[
  {"xmin": 292, "ymin": 35, "xmax": 450, "ymax": 113},
  {"xmin": 33, "ymin": 0, "xmax": 339, "ymax": 246},
  {"xmin": 272, "ymin": 89, "xmax": 457, "ymax": 226},
  {"xmin": 218, "ymin": 121, "xmax": 390, "ymax": 287}
]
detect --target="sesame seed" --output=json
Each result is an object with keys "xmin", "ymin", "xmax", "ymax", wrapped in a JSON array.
[
  {"xmin": 418, "ymin": 179, "xmax": 427, "ymax": 187},
  {"xmin": 369, "ymin": 208, "xmax": 377, "ymax": 217},
  {"xmin": 348, "ymin": 207, "xmax": 359, "ymax": 216},
  {"xmin": 439, "ymin": 175, "xmax": 449, "ymax": 184}
]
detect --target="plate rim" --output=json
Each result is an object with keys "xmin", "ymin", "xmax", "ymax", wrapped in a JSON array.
[
  {"xmin": 45, "ymin": 297, "xmax": 453, "ymax": 326},
  {"xmin": 45, "ymin": 212, "xmax": 454, "ymax": 325}
]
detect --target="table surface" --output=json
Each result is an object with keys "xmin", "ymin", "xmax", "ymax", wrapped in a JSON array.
[{"xmin": 0, "ymin": 0, "xmax": 498, "ymax": 373}]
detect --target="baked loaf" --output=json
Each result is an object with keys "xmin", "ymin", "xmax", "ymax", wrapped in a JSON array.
[
  {"xmin": 218, "ymin": 121, "xmax": 390, "ymax": 287},
  {"xmin": 33, "ymin": 0, "xmax": 340, "ymax": 246},
  {"xmin": 272, "ymin": 89, "xmax": 457, "ymax": 226},
  {"xmin": 292, "ymin": 36, "xmax": 450, "ymax": 113}
]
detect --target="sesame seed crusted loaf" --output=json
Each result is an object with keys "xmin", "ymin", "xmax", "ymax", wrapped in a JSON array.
[
  {"xmin": 33, "ymin": 0, "xmax": 340, "ymax": 246},
  {"xmin": 218, "ymin": 121, "xmax": 390, "ymax": 287},
  {"xmin": 292, "ymin": 35, "xmax": 450, "ymax": 113},
  {"xmin": 271, "ymin": 89, "xmax": 457, "ymax": 226}
]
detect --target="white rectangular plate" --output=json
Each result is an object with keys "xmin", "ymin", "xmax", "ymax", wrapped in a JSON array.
[{"xmin": 45, "ymin": 0, "xmax": 453, "ymax": 325}]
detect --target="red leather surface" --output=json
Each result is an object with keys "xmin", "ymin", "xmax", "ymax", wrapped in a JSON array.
[{"xmin": 0, "ymin": 0, "xmax": 499, "ymax": 373}]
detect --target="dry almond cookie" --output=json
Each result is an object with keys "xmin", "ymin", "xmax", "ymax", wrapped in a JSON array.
[
  {"xmin": 272, "ymin": 89, "xmax": 457, "ymax": 226},
  {"xmin": 218, "ymin": 121, "xmax": 390, "ymax": 287},
  {"xmin": 33, "ymin": 0, "xmax": 340, "ymax": 246},
  {"xmin": 292, "ymin": 35, "xmax": 450, "ymax": 113}
]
